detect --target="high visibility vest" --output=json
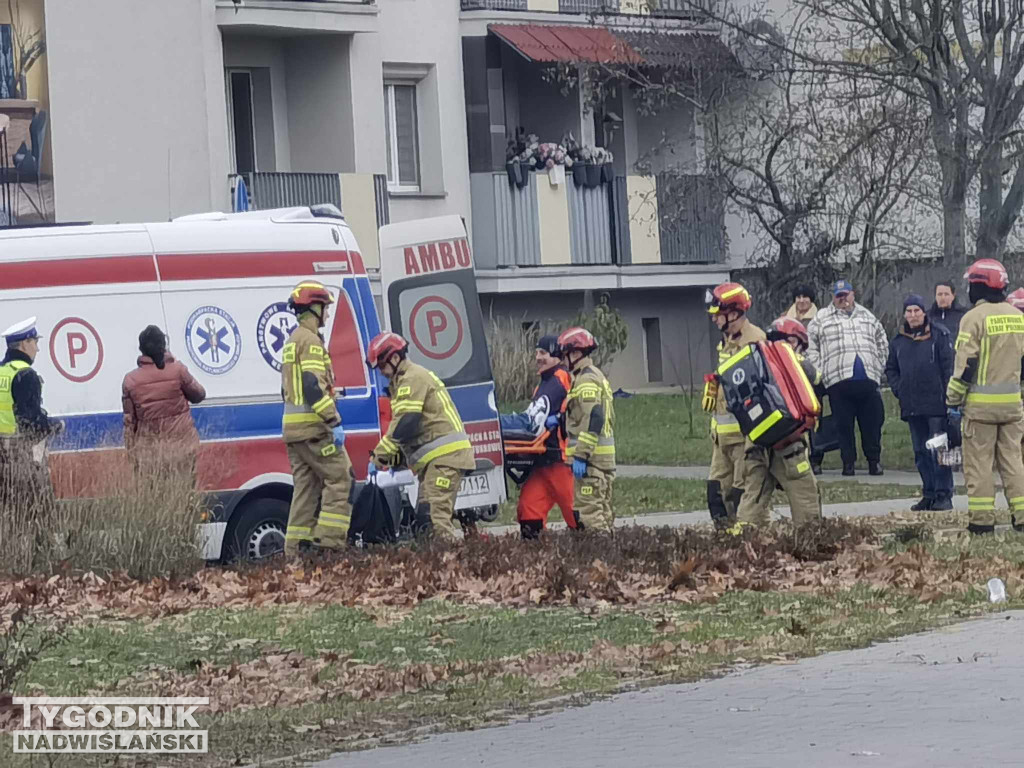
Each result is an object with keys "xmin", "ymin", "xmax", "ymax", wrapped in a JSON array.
[{"xmin": 0, "ymin": 360, "xmax": 30, "ymax": 436}]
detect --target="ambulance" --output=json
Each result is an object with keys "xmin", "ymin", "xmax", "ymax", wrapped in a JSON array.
[{"xmin": 0, "ymin": 206, "xmax": 505, "ymax": 560}]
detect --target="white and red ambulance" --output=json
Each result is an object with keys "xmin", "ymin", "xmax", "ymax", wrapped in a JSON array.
[{"xmin": 0, "ymin": 206, "xmax": 505, "ymax": 560}]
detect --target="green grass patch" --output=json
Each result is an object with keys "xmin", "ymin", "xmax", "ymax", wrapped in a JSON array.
[
  {"xmin": 505, "ymin": 392, "xmax": 919, "ymax": 470},
  {"xmin": 490, "ymin": 476, "xmax": 919, "ymax": 526}
]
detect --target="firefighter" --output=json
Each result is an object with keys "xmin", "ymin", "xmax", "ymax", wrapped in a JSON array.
[
  {"xmin": 280, "ymin": 282, "xmax": 354, "ymax": 556},
  {"xmin": 735, "ymin": 317, "xmax": 824, "ymax": 527},
  {"xmin": 366, "ymin": 331, "xmax": 475, "ymax": 541},
  {"xmin": 703, "ymin": 283, "xmax": 766, "ymax": 529},
  {"xmin": 946, "ymin": 259, "xmax": 1024, "ymax": 534},
  {"xmin": 558, "ymin": 327, "xmax": 616, "ymax": 533},
  {"xmin": 507, "ymin": 336, "xmax": 576, "ymax": 539},
  {"xmin": 0, "ymin": 317, "xmax": 63, "ymax": 507}
]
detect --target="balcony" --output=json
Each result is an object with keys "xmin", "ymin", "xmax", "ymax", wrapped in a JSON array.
[
  {"xmin": 215, "ymin": 0, "xmax": 378, "ymax": 34},
  {"xmin": 460, "ymin": 0, "xmax": 710, "ymax": 18},
  {"xmin": 229, "ymin": 172, "xmax": 390, "ymax": 265},
  {"xmin": 470, "ymin": 169, "xmax": 724, "ymax": 269}
]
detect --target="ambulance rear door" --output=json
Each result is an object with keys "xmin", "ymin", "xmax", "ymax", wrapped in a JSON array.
[{"xmin": 378, "ymin": 216, "xmax": 505, "ymax": 513}]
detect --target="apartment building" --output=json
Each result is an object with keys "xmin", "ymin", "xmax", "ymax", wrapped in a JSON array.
[{"xmin": 1, "ymin": 0, "xmax": 744, "ymax": 387}]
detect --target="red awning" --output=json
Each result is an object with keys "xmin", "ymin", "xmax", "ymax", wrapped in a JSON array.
[{"xmin": 489, "ymin": 24, "xmax": 643, "ymax": 64}]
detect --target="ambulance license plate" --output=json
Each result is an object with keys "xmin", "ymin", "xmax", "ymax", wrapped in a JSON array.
[{"xmin": 460, "ymin": 473, "xmax": 491, "ymax": 497}]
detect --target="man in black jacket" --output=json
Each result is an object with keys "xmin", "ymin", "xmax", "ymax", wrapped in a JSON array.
[
  {"xmin": 0, "ymin": 318, "xmax": 64, "ymax": 507},
  {"xmin": 927, "ymin": 280, "xmax": 966, "ymax": 341},
  {"xmin": 885, "ymin": 295, "xmax": 955, "ymax": 510}
]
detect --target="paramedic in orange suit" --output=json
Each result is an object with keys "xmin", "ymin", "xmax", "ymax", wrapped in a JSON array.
[{"xmin": 512, "ymin": 336, "xmax": 576, "ymax": 539}]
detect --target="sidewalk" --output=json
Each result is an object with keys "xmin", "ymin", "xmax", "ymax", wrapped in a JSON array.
[
  {"xmin": 619, "ymin": 464, "xmax": 961, "ymax": 488},
  {"xmin": 315, "ymin": 612, "xmax": 1024, "ymax": 767}
]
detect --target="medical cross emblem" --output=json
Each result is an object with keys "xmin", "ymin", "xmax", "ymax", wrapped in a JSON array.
[{"xmin": 186, "ymin": 306, "xmax": 241, "ymax": 375}]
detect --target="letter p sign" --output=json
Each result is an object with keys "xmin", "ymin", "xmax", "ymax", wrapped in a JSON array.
[{"xmin": 426, "ymin": 310, "xmax": 448, "ymax": 348}]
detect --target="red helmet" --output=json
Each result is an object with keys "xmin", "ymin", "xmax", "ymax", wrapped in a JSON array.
[
  {"xmin": 963, "ymin": 258, "xmax": 1009, "ymax": 290},
  {"xmin": 1008, "ymin": 288, "xmax": 1024, "ymax": 310},
  {"xmin": 366, "ymin": 331, "xmax": 408, "ymax": 369},
  {"xmin": 288, "ymin": 281, "xmax": 335, "ymax": 312},
  {"xmin": 557, "ymin": 327, "xmax": 598, "ymax": 355},
  {"xmin": 706, "ymin": 282, "xmax": 752, "ymax": 315},
  {"xmin": 767, "ymin": 317, "xmax": 809, "ymax": 351}
]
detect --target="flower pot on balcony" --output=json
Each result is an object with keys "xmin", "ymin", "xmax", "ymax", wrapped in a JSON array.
[
  {"xmin": 572, "ymin": 163, "xmax": 588, "ymax": 187},
  {"xmin": 585, "ymin": 163, "xmax": 602, "ymax": 188},
  {"xmin": 601, "ymin": 163, "xmax": 615, "ymax": 184},
  {"xmin": 506, "ymin": 160, "xmax": 523, "ymax": 188}
]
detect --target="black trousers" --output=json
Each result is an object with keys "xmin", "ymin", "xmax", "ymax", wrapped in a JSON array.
[{"xmin": 827, "ymin": 379, "xmax": 885, "ymax": 465}]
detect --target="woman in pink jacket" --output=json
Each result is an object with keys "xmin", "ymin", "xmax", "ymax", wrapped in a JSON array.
[{"xmin": 121, "ymin": 325, "xmax": 206, "ymax": 481}]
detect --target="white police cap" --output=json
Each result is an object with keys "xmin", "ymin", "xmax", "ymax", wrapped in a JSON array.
[{"xmin": 1, "ymin": 317, "xmax": 40, "ymax": 344}]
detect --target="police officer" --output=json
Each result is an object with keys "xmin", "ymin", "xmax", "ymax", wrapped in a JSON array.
[
  {"xmin": 735, "ymin": 317, "xmax": 824, "ymax": 527},
  {"xmin": 947, "ymin": 259, "xmax": 1024, "ymax": 534},
  {"xmin": 703, "ymin": 283, "xmax": 766, "ymax": 528},
  {"xmin": 558, "ymin": 327, "xmax": 616, "ymax": 533},
  {"xmin": 280, "ymin": 282, "xmax": 354, "ymax": 556},
  {"xmin": 366, "ymin": 331, "xmax": 475, "ymax": 541},
  {"xmin": 0, "ymin": 318, "xmax": 63, "ymax": 505}
]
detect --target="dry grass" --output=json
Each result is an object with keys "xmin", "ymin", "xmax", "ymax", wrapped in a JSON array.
[
  {"xmin": 487, "ymin": 314, "xmax": 562, "ymax": 403},
  {"xmin": 0, "ymin": 445, "xmax": 204, "ymax": 581}
]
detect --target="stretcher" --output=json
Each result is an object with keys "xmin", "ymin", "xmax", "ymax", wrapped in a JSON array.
[{"xmin": 502, "ymin": 427, "xmax": 551, "ymax": 486}]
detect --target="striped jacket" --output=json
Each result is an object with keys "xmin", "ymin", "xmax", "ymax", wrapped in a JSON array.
[
  {"xmin": 280, "ymin": 314, "xmax": 340, "ymax": 443},
  {"xmin": 946, "ymin": 299, "xmax": 1024, "ymax": 422},
  {"xmin": 806, "ymin": 303, "xmax": 889, "ymax": 389},
  {"xmin": 712, "ymin": 320, "xmax": 766, "ymax": 444}
]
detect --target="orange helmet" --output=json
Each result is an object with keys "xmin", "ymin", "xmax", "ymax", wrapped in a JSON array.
[
  {"xmin": 366, "ymin": 331, "xmax": 409, "ymax": 369},
  {"xmin": 557, "ymin": 327, "xmax": 598, "ymax": 355},
  {"xmin": 963, "ymin": 258, "xmax": 1009, "ymax": 290},
  {"xmin": 288, "ymin": 281, "xmax": 335, "ymax": 312},
  {"xmin": 767, "ymin": 317, "xmax": 809, "ymax": 351},
  {"xmin": 1008, "ymin": 288, "xmax": 1024, "ymax": 311},
  {"xmin": 706, "ymin": 282, "xmax": 752, "ymax": 315}
]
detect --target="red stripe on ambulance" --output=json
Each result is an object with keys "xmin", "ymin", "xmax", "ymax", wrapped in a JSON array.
[
  {"xmin": 0, "ymin": 255, "xmax": 157, "ymax": 288},
  {"xmin": 157, "ymin": 250, "xmax": 363, "ymax": 280}
]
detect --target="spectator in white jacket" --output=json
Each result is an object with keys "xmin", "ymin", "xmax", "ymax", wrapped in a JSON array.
[{"xmin": 806, "ymin": 279, "xmax": 890, "ymax": 476}]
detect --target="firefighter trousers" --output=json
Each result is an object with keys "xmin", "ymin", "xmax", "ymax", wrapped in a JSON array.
[
  {"xmin": 737, "ymin": 440, "xmax": 822, "ymax": 526},
  {"xmin": 708, "ymin": 434, "xmax": 746, "ymax": 523},
  {"xmin": 574, "ymin": 464, "xmax": 615, "ymax": 532},
  {"xmin": 518, "ymin": 462, "xmax": 576, "ymax": 529},
  {"xmin": 285, "ymin": 437, "xmax": 354, "ymax": 555},
  {"xmin": 962, "ymin": 416, "xmax": 1024, "ymax": 527},
  {"xmin": 416, "ymin": 462, "xmax": 465, "ymax": 541}
]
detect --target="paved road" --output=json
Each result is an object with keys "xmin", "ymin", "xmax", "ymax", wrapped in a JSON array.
[
  {"xmin": 315, "ymin": 612, "xmax": 1024, "ymax": 768},
  {"xmin": 618, "ymin": 464, "xmax": 940, "ymax": 487}
]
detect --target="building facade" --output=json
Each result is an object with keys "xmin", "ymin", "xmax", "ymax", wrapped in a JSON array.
[{"xmin": 2, "ymin": 0, "xmax": 740, "ymax": 388}]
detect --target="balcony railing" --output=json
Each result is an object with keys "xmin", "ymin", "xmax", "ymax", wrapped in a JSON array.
[
  {"xmin": 229, "ymin": 172, "xmax": 389, "ymax": 223},
  {"xmin": 460, "ymin": 0, "xmax": 705, "ymax": 17},
  {"xmin": 656, "ymin": 173, "xmax": 724, "ymax": 264}
]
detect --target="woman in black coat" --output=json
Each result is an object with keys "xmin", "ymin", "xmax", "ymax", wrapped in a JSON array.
[{"xmin": 885, "ymin": 294, "xmax": 955, "ymax": 510}]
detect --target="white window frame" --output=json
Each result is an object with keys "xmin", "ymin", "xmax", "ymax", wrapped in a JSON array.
[
  {"xmin": 225, "ymin": 68, "xmax": 258, "ymax": 175},
  {"xmin": 384, "ymin": 81, "xmax": 421, "ymax": 193}
]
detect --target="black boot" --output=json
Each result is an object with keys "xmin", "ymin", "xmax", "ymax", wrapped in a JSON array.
[
  {"xmin": 842, "ymin": 463, "xmax": 855, "ymax": 476},
  {"xmin": 967, "ymin": 523, "xmax": 995, "ymax": 535},
  {"xmin": 1013, "ymin": 516, "xmax": 1024, "ymax": 533},
  {"xmin": 811, "ymin": 462, "xmax": 822, "ymax": 476},
  {"xmin": 930, "ymin": 495, "xmax": 953, "ymax": 511},
  {"xmin": 707, "ymin": 480, "xmax": 729, "ymax": 528},
  {"xmin": 868, "ymin": 461, "xmax": 884, "ymax": 476},
  {"xmin": 910, "ymin": 497, "xmax": 932, "ymax": 511},
  {"xmin": 520, "ymin": 520, "xmax": 543, "ymax": 540}
]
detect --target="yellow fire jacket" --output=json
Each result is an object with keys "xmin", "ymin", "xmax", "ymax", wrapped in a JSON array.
[
  {"xmin": 564, "ymin": 355, "xmax": 615, "ymax": 472},
  {"xmin": 280, "ymin": 313, "xmax": 340, "ymax": 443},
  {"xmin": 372, "ymin": 359, "xmax": 475, "ymax": 473},
  {"xmin": 946, "ymin": 299, "xmax": 1024, "ymax": 422}
]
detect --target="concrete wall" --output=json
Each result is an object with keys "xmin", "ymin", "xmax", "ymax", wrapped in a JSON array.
[
  {"xmin": 480, "ymin": 286, "xmax": 716, "ymax": 389},
  {"xmin": 45, "ymin": 0, "xmax": 228, "ymax": 222},
  {"xmin": 222, "ymin": 35, "xmax": 291, "ymax": 172},
  {"xmin": 379, "ymin": 0, "xmax": 471, "ymax": 225}
]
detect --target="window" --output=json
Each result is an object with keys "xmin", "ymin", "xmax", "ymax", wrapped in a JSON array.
[
  {"xmin": 227, "ymin": 70, "xmax": 257, "ymax": 175},
  {"xmin": 642, "ymin": 317, "xmax": 663, "ymax": 383},
  {"xmin": 384, "ymin": 82, "xmax": 420, "ymax": 192}
]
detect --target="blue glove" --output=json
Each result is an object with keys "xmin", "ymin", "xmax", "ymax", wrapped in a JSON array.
[
  {"xmin": 367, "ymin": 460, "xmax": 377, "ymax": 478},
  {"xmin": 572, "ymin": 457, "xmax": 587, "ymax": 479},
  {"xmin": 947, "ymin": 407, "xmax": 962, "ymax": 425},
  {"xmin": 332, "ymin": 424, "xmax": 346, "ymax": 447},
  {"xmin": 545, "ymin": 414, "xmax": 560, "ymax": 430}
]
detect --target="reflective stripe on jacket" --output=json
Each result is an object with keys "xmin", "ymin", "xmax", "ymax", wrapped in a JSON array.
[
  {"xmin": 280, "ymin": 313, "xmax": 340, "ymax": 443},
  {"xmin": 946, "ymin": 300, "xmax": 1024, "ymax": 422},
  {"xmin": 564, "ymin": 356, "xmax": 615, "ymax": 471},
  {"xmin": 713, "ymin": 321, "xmax": 765, "ymax": 443}
]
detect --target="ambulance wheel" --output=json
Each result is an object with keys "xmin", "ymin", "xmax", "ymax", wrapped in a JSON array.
[
  {"xmin": 224, "ymin": 498, "xmax": 288, "ymax": 562},
  {"xmin": 477, "ymin": 504, "xmax": 499, "ymax": 523}
]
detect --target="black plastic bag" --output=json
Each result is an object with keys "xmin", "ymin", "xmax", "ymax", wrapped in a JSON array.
[{"xmin": 347, "ymin": 479, "xmax": 398, "ymax": 547}]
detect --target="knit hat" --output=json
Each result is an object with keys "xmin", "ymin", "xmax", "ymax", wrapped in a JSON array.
[
  {"xmin": 903, "ymin": 293, "xmax": 926, "ymax": 312},
  {"xmin": 536, "ymin": 334, "xmax": 562, "ymax": 358}
]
